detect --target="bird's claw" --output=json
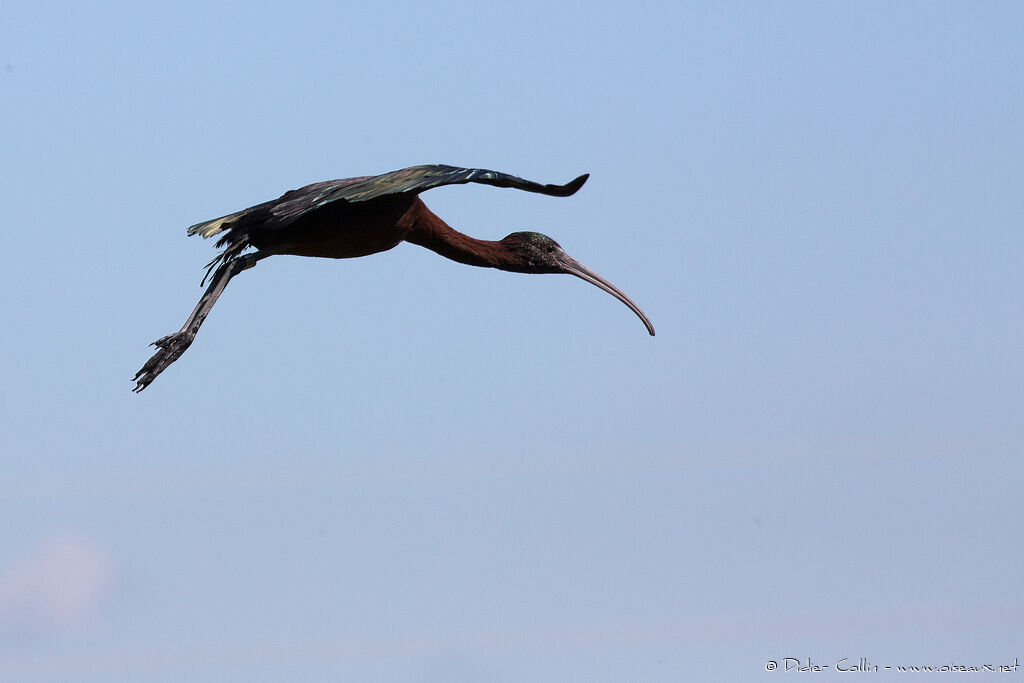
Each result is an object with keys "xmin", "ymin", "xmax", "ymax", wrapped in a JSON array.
[{"xmin": 133, "ymin": 331, "xmax": 195, "ymax": 392}]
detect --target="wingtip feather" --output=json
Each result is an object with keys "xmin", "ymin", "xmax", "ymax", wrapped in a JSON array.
[
  {"xmin": 568, "ymin": 173, "xmax": 589, "ymax": 194},
  {"xmin": 552, "ymin": 173, "xmax": 589, "ymax": 196}
]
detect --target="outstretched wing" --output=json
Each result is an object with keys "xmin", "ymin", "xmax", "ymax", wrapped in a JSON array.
[
  {"xmin": 304, "ymin": 164, "xmax": 588, "ymax": 204},
  {"xmin": 188, "ymin": 164, "xmax": 589, "ymax": 239}
]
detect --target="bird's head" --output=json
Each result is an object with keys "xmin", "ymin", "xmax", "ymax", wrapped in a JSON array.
[{"xmin": 499, "ymin": 231, "xmax": 655, "ymax": 336}]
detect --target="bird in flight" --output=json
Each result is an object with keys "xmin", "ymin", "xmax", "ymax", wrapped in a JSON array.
[{"xmin": 133, "ymin": 164, "xmax": 654, "ymax": 392}]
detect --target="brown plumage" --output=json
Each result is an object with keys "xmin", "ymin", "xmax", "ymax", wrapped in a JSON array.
[{"xmin": 133, "ymin": 164, "xmax": 654, "ymax": 392}]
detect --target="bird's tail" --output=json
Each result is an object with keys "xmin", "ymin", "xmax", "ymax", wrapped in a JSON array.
[
  {"xmin": 188, "ymin": 207, "xmax": 258, "ymax": 284},
  {"xmin": 187, "ymin": 210, "xmax": 247, "ymax": 239}
]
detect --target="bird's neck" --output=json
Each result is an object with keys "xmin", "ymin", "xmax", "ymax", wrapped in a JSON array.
[{"xmin": 404, "ymin": 200, "xmax": 515, "ymax": 270}]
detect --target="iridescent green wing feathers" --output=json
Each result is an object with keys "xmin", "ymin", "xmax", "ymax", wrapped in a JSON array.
[
  {"xmin": 301, "ymin": 164, "xmax": 587, "ymax": 204},
  {"xmin": 186, "ymin": 164, "xmax": 589, "ymax": 240}
]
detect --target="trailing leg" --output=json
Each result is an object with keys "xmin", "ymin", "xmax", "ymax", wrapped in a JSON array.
[{"xmin": 132, "ymin": 251, "xmax": 270, "ymax": 392}]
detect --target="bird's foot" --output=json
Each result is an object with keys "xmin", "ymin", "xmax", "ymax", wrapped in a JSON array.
[{"xmin": 132, "ymin": 331, "xmax": 195, "ymax": 392}]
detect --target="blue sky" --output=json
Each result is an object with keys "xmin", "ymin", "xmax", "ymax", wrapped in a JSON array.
[{"xmin": 2, "ymin": 2, "xmax": 1022, "ymax": 681}]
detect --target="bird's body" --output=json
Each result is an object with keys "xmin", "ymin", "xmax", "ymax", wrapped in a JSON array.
[
  {"xmin": 252, "ymin": 193, "xmax": 415, "ymax": 260},
  {"xmin": 134, "ymin": 164, "xmax": 653, "ymax": 392}
]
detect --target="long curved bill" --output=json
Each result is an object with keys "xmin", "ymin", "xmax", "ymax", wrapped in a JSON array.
[{"xmin": 560, "ymin": 256, "xmax": 656, "ymax": 336}]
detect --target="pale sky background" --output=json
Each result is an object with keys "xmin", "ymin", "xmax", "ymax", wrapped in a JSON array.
[{"xmin": 2, "ymin": 2, "xmax": 1022, "ymax": 681}]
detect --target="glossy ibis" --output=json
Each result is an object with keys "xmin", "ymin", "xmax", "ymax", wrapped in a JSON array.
[{"xmin": 133, "ymin": 164, "xmax": 654, "ymax": 392}]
